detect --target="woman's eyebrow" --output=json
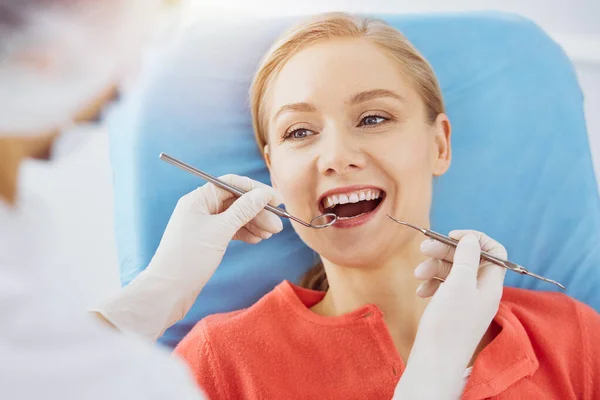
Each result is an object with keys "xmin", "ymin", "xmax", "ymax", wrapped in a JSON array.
[
  {"xmin": 272, "ymin": 102, "xmax": 316, "ymax": 123},
  {"xmin": 271, "ymin": 89, "xmax": 403, "ymax": 123},
  {"xmin": 347, "ymin": 89, "xmax": 404, "ymax": 105}
]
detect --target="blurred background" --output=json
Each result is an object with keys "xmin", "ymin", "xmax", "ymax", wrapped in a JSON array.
[{"xmin": 22, "ymin": 0, "xmax": 598, "ymax": 309}]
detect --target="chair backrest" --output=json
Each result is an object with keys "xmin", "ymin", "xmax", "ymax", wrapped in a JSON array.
[{"xmin": 107, "ymin": 11, "xmax": 600, "ymax": 347}]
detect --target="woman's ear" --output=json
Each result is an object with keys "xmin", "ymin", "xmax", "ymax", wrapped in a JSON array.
[
  {"xmin": 264, "ymin": 144, "xmax": 278, "ymax": 189},
  {"xmin": 431, "ymin": 113, "xmax": 452, "ymax": 176},
  {"xmin": 263, "ymin": 144, "xmax": 271, "ymax": 168}
]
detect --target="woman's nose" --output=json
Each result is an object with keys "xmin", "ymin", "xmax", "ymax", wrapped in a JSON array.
[{"xmin": 316, "ymin": 127, "xmax": 367, "ymax": 176}]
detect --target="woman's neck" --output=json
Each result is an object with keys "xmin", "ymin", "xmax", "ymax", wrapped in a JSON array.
[{"xmin": 311, "ymin": 231, "xmax": 431, "ymax": 359}]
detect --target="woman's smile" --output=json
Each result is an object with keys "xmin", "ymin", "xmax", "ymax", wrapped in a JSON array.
[{"xmin": 318, "ymin": 185, "xmax": 386, "ymax": 228}]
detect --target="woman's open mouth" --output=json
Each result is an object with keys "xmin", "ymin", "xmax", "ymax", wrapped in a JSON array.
[{"xmin": 319, "ymin": 187, "xmax": 386, "ymax": 228}]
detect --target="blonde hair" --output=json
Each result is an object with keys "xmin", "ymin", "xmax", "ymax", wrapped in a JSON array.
[{"xmin": 249, "ymin": 12, "xmax": 445, "ymax": 290}]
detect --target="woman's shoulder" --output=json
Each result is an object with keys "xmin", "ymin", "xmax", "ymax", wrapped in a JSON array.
[
  {"xmin": 501, "ymin": 287, "xmax": 600, "ymax": 346},
  {"xmin": 173, "ymin": 281, "xmax": 302, "ymax": 397},
  {"xmin": 501, "ymin": 287, "xmax": 595, "ymax": 317},
  {"xmin": 502, "ymin": 286, "xmax": 572, "ymax": 308},
  {"xmin": 175, "ymin": 281, "xmax": 294, "ymax": 353},
  {"xmin": 501, "ymin": 287, "xmax": 597, "ymax": 323},
  {"xmin": 500, "ymin": 288, "xmax": 600, "ymax": 397}
]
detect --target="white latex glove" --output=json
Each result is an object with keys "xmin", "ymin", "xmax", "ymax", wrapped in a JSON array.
[
  {"xmin": 92, "ymin": 175, "xmax": 283, "ymax": 341},
  {"xmin": 394, "ymin": 231, "xmax": 507, "ymax": 400}
]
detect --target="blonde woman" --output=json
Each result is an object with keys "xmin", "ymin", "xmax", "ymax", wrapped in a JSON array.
[{"xmin": 174, "ymin": 12, "xmax": 600, "ymax": 399}]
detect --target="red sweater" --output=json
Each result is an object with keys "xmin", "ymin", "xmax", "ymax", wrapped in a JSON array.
[{"xmin": 175, "ymin": 281, "xmax": 600, "ymax": 399}]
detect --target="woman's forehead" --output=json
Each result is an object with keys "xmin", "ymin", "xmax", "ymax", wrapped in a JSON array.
[{"xmin": 267, "ymin": 38, "xmax": 418, "ymax": 112}]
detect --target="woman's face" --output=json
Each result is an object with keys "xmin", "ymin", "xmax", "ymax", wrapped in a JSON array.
[{"xmin": 263, "ymin": 38, "xmax": 451, "ymax": 267}]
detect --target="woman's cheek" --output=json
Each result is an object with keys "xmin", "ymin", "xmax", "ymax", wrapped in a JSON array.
[{"xmin": 269, "ymin": 153, "xmax": 310, "ymax": 210}]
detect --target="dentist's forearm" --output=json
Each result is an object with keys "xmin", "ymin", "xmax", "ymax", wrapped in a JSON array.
[{"xmin": 90, "ymin": 268, "xmax": 206, "ymax": 341}]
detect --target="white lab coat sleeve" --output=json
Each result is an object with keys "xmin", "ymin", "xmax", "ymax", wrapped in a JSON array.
[
  {"xmin": 0, "ymin": 199, "xmax": 207, "ymax": 399},
  {"xmin": 0, "ymin": 269, "xmax": 208, "ymax": 399}
]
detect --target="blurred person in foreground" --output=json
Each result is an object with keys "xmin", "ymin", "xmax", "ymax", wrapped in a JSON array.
[{"xmin": 0, "ymin": 1, "xmax": 207, "ymax": 398}]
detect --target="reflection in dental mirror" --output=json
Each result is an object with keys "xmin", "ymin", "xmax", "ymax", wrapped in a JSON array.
[{"xmin": 308, "ymin": 212, "xmax": 337, "ymax": 228}]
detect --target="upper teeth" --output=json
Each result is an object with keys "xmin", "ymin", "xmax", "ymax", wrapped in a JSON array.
[{"xmin": 323, "ymin": 189, "xmax": 382, "ymax": 209}]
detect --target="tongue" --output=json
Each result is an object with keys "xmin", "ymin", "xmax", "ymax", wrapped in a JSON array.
[{"xmin": 333, "ymin": 199, "xmax": 379, "ymax": 218}]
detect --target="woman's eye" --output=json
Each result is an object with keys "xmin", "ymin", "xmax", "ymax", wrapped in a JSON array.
[
  {"xmin": 284, "ymin": 128, "xmax": 314, "ymax": 140},
  {"xmin": 359, "ymin": 115, "xmax": 388, "ymax": 127}
]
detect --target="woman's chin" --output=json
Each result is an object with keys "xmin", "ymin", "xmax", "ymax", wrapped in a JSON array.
[
  {"xmin": 313, "ymin": 221, "xmax": 422, "ymax": 269},
  {"xmin": 316, "ymin": 235, "xmax": 395, "ymax": 268}
]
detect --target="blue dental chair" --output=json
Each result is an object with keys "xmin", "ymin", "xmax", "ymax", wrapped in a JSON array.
[{"xmin": 107, "ymin": 12, "xmax": 600, "ymax": 348}]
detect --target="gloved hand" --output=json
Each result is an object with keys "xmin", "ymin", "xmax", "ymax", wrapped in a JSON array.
[
  {"xmin": 92, "ymin": 175, "xmax": 284, "ymax": 341},
  {"xmin": 394, "ymin": 231, "xmax": 507, "ymax": 400}
]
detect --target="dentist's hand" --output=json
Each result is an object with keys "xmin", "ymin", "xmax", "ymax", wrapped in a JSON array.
[
  {"xmin": 394, "ymin": 231, "xmax": 507, "ymax": 400},
  {"xmin": 415, "ymin": 231, "xmax": 507, "ymax": 354},
  {"xmin": 93, "ymin": 175, "xmax": 283, "ymax": 341},
  {"xmin": 150, "ymin": 174, "xmax": 284, "ymax": 281}
]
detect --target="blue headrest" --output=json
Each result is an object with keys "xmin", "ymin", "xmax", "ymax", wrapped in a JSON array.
[{"xmin": 107, "ymin": 12, "xmax": 600, "ymax": 347}]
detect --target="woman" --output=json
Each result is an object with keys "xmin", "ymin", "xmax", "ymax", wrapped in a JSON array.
[{"xmin": 174, "ymin": 12, "xmax": 600, "ymax": 399}]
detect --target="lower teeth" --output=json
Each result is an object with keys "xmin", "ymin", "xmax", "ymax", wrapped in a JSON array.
[{"xmin": 337, "ymin": 212, "xmax": 367, "ymax": 220}]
